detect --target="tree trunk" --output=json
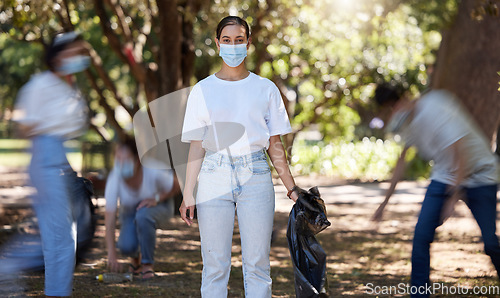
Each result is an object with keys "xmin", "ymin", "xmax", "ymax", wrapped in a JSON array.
[
  {"xmin": 157, "ymin": 0, "xmax": 183, "ymax": 96},
  {"xmin": 432, "ymin": 0, "xmax": 500, "ymax": 148}
]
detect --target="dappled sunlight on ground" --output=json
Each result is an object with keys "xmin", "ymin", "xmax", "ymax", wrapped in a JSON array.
[{"xmin": 1, "ymin": 172, "xmax": 500, "ymax": 296}]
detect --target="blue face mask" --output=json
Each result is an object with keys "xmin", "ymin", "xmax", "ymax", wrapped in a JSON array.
[
  {"xmin": 118, "ymin": 160, "xmax": 135, "ymax": 179},
  {"xmin": 385, "ymin": 109, "xmax": 411, "ymax": 133},
  {"xmin": 219, "ymin": 44, "xmax": 248, "ymax": 67},
  {"xmin": 57, "ymin": 55, "xmax": 90, "ymax": 75}
]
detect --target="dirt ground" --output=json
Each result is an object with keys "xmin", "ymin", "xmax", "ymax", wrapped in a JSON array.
[{"xmin": 1, "ymin": 168, "xmax": 500, "ymax": 297}]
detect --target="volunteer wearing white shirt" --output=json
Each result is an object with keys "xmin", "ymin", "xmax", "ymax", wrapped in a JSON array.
[
  {"xmin": 12, "ymin": 31, "xmax": 89, "ymax": 297},
  {"xmin": 180, "ymin": 16, "xmax": 300, "ymax": 298},
  {"xmin": 372, "ymin": 85, "xmax": 500, "ymax": 298},
  {"xmin": 104, "ymin": 138, "xmax": 180, "ymax": 280}
]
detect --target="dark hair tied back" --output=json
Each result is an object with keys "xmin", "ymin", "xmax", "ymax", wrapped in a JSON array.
[
  {"xmin": 216, "ymin": 16, "xmax": 250, "ymax": 40},
  {"xmin": 45, "ymin": 31, "xmax": 82, "ymax": 71},
  {"xmin": 374, "ymin": 83, "xmax": 403, "ymax": 106},
  {"xmin": 118, "ymin": 136, "xmax": 139, "ymax": 160}
]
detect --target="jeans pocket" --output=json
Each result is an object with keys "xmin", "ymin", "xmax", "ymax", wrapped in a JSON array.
[
  {"xmin": 248, "ymin": 159, "xmax": 271, "ymax": 175},
  {"xmin": 200, "ymin": 159, "xmax": 216, "ymax": 173}
]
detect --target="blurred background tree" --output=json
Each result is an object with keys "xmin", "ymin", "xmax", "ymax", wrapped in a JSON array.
[
  {"xmin": 1, "ymin": 0, "xmax": 498, "ymax": 179},
  {"xmin": 0, "ymin": 0, "xmax": 209, "ymax": 141},
  {"xmin": 431, "ymin": 0, "xmax": 500, "ymax": 149}
]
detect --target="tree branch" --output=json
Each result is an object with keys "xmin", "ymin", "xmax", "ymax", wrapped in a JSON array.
[
  {"xmin": 84, "ymin": 70, "xmax": 128, "ymax": 141},
  {"xmin": 119, "ymin": 0, "xmax": 155, "ymax": 64},
  {"xmin": 93, "ymin": 0, "xmax": 156, "ymax": 101},
  {"xmin": 93, "ymin": 0, "xmax": 128, "ymax": 62},
  {"xmin": 86, "ymin": 45, "xmax": 134, "ymax": 117},
  {"xmin": 89, "ymin": 122, "xmax": 111, "ymax": 142},
  {"xmin": 104, "ymin": 0, "xmax": 133, "ymax": 44},
  {"xmin": 60, "ymin": 0, "xmax": 75, "ymax": 30},
  {"xmin": 146, "ymin": 0, "xmax": 160, "ymax": 63}
]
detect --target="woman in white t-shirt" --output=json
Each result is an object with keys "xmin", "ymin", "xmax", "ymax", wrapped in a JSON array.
[
  {"xmin": 12, "ymin": 31, "xmax": 89, "ymax": 297},
  {"xmin": 104, "ymin": 138, "xmax": 180, "ymax": 280},
  {"xmin": 180, "ymin": 16, "xmax": 300, "ymax": 297}
]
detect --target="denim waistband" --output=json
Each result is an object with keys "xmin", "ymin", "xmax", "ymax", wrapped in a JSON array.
[
  {"xmin": 204, "ymin": 149, "xmax": 267, "ymax": 166},
  {"xmin": 31, "ymin": 134, "xmax": 66, "ymax": 143}
]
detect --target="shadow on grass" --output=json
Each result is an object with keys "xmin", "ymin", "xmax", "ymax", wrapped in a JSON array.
[{"xmin": 3, "ymin": 196, "xmax": 500, "ymax": 297}]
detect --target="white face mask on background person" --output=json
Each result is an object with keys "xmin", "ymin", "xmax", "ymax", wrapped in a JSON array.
[
  {"xmin": 385, "ymin": 109, "xmax": 411, "ymax": 133},
  {"xmin": 57, "ymin": 55, "xmax": 90, "ymax": 75},
  {"xmin": 219, "ymin": 44, "xmax": 248, "ymax": 67},
  {"xmin": 118, "ymin": 159, "xmax": 135, "ymax": 179}
]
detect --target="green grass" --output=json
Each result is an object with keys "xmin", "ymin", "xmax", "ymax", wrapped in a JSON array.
[
  {"xmin": 0, "ymin": 138, "xmax": 82, "ymax": 170},
  {"xmin": 290, "ymin": 138, "xmax": 431, "ymax": 181},
  {"xmin": 0, "ymin": 138, "xmax": 31, "ymax": 149},
  {"xmin": 0, "ymin": 138, "xmax": 430, "ymax": 180}
]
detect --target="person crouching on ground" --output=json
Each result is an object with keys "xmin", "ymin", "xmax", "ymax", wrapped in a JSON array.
[{"xmin": 104, "ymin": 137, "xmax": 180, "ymax": 280}]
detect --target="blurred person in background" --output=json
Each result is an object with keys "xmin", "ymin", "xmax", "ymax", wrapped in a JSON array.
[
  {"xmin": 10, "ymin": 31, "xmax": 90, "ymax": 297},
  {"xmin": 372, "ymin": 84, "xmax": 500, "ymax": 298},
  {"xmin": 104, "ymin": 138, "xmax": 180, "ymax": 280}
]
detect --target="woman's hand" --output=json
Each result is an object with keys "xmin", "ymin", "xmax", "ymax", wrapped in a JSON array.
[
  {"xmin": 136, "ymin": 198, "xmax": 157, "ymax": 210},
  {"xmin": 371, "ymin": 200, "xmax": 388, "ymax": 222},
  {"xmin": 181, "ymin": 141, "xmax": 204, "ymax": 226},
  {"xmin": 267, "ymin": 135, "xmax": 299, "ymax": 203},
  {"xmin": 107, "ymin": 251, "xmax": 122, "ymax": 273},
  {"xmin": 289, "ymin": 190, "xmax": 299, "ymax": 202},
  {"xmin": 439, "ymin": 188, "xmax": 461, "ymax": 225},
  {"xmin": 179, "ymin": 194, "xmax": 196, "ymax": 226}
]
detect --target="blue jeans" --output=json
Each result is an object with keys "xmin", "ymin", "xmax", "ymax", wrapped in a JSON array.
[
  {"xmin": 196, "ymin": 150, "xmax": 275, "ymax": 298},
  {"xmin": 117, "ymin": 199, "xmax": 174, "ymax": 264},
  {"xmin": 411, "ymin": 180, "xmax": 500, "ymax": 297},
  {"xmin": 0, "ymin": 173, "xmax": 93, "ymax": 275},
  {"xmin": 29, "ymin": 135, "xmax": 77, "ymax": 297}
]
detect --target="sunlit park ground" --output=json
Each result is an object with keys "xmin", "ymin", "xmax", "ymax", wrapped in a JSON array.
[{"xmin": 1, "ymin": 141, "xmax": 500, "ymax": 297}]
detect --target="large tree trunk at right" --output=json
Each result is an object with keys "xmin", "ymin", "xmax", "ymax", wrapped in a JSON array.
[{"xmin": 431, "ymin": 0, "xmax": 500, "ymax": 149}]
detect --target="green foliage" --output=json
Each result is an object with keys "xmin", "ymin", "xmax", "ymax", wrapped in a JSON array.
[
  {"xmin": 0, "ymin": 139, "xmax": 82, "ymax": 169},
  {"xmin": 402, "ymin": 0, "xmax": 459, "ymax": 31},
  {"xmin": 194, "ymin": 0, "xmax": 453, "ymax": 142},
  {"xmin": 1, "ymin": 0, "xmax": 460, "ymax": 140},
  {"xmin": 403, "ymin": 146, "xmax": 432, "ymax": 180},
  {"xmin": 0, "ymin": 34, "xmax": 44, "ymax": 130},
  {"xmin": 0, "ymin": 0, "xmax": 465, "ymax": 180},
  {"xmin": 498, "ymin": 71, "xmax": 500, "ymax": 91},
  {"xmin": 291, "ymin": 138, "xmax": 430, "ymax": 181},
  {"xmin": 0, "ymin": 1, "xmax": 143, "ymax": 139}
]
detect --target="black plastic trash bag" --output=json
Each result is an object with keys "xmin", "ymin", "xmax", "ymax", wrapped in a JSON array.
[
  {"xmin": 287, "ymin": 186, "xmax": 330, "ymax": 298},
  {"xmin": 73, "ymin": 172, "xmax": 98, "ymax": 263}
]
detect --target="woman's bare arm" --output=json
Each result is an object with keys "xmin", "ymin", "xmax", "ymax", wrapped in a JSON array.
[
  {"xmin": 105, "ymin": 210, "xmax": 121, "ymax": 272},
  {"xmin": 267, "ymin": 135, "xmax": 298, "ymax": 201},
  {"xmin": 179, "ymin": 141, "xmax": 205, "ymax": 225},
  {"xmin": 372, "ymin": 146, "xmax": 409, "ymax": 221}
]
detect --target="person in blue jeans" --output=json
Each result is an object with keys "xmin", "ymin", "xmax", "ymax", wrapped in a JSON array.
[
  {"xmin": 179, "ymin": 16, "xmax": 300, "ymax": 297},
  {"xmin": 11, "ymin": 31, "xmax": 90, "ymax": 297},
  {"xmin": 104, "ymin": 138, "xmax": 180, "ymax": 280},
  {"xmin": 372, "ymin": 84, "xmax": 500, "ymax": 297}
]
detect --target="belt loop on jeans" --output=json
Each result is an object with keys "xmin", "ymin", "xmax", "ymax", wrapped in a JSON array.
[{"xmin": 218, "ymin": 153, "xmax": 222, "ymax": 166}]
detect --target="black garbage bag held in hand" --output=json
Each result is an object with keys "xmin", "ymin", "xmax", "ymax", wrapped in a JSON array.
[{"xmin": 287, "ymin": 186, "xmax": 331, "ymax": 298}]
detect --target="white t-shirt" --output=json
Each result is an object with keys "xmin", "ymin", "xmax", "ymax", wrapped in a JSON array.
[
  {"xmin": 401, "ymin": 90, "xmax": 498, "ymax": 187},
  {"xmin": 12, "ymin": 71, "xmax": 88, "ymax": 139},
  {"xmin": 181, "ymin": 72, "xmax": 292, "ymax": 156},
  {"xmin": 105, "ymin": 166, "xmax": 175, "ymax": 212}
]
